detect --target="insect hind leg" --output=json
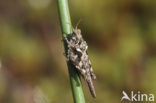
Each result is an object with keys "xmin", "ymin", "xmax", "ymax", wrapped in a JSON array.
[{"xmin": 90, "ymin": 67, "xmax": 96, "ymax": 80}]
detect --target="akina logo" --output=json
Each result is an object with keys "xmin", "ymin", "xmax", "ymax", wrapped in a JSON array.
[{"xmin": 121, "ymin": 91, "xmax": 154, "ymax": 102}]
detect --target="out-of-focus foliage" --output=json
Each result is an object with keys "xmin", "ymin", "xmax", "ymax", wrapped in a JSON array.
[{"xmin": 0, "ymin": 0, "xmax": 156, "ymax": 103}]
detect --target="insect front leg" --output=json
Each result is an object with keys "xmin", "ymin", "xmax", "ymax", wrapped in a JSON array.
[
  {"xmin": 63, "ymin": 34, "xmax": 70, "ymax": 44},
  {"xmin": 63, "ymin": 34, "xmax": 76, "ymax": 49}
]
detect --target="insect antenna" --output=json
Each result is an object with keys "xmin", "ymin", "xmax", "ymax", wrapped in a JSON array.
[{"xmin": 75, "ymin": 19, "xmax": 82, "ymax": 29}]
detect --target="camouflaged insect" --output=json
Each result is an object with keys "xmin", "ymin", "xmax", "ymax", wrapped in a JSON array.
[{"xmin": 63, "ymin": 26, "xmax": 96, "ymax": 98}]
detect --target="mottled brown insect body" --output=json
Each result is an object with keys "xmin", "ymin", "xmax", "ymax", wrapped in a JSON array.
[{"xmin": 63, "ymin": 27, "xmax": 96, "ymax": 98}]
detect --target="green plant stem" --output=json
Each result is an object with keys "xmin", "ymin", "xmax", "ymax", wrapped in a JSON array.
[{"xmin": 57, "ymin": 0, "xmax": 86, "ymax": 103}]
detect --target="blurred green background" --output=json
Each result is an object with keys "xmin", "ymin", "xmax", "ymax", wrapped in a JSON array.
[{"xmin": 0, "ymin": 0, "xmax": 156, "ymax": 103}]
